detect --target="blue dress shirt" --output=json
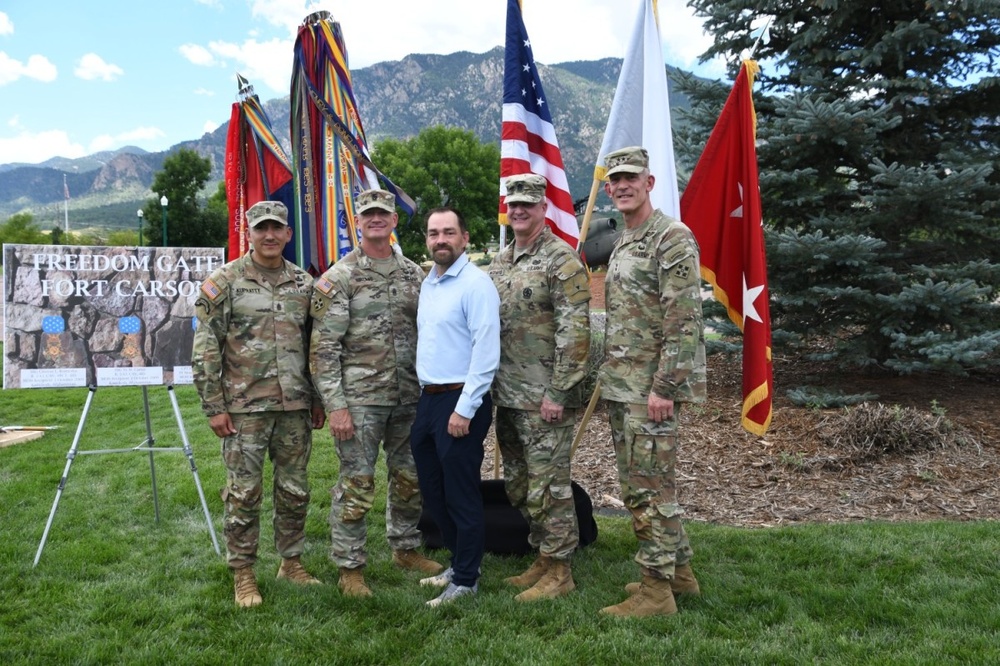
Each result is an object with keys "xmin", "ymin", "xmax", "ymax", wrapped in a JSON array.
[{"xmin": 416, "ymin": 252, "xmax": 501, "ymax": 418}]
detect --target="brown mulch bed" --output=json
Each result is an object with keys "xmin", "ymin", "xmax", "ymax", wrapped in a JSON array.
[{"xmin": 484, "ymin": 274, "xmax": 1000, "ymax": 526}]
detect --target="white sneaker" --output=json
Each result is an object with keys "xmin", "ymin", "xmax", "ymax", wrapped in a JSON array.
[
  {"xmin": 426, "ymin": 582, "xmax": 477, "ymax": 607},
  {"xmin": 420, "ymin": 567, "xmax": 453, "ymax": 588}
]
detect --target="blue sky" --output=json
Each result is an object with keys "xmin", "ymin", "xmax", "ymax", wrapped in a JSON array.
[{"xmin": 0, "ymin": 0, "xmax": 729, "ymax": 166}]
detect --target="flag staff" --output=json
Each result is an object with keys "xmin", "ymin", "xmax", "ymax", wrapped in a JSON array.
[
  {"xmin": 575, "ymin": 180, "xmax": 602, "ymax": 251},
  {"xmin": 744, "ymin": 17, "xmax": 773, "ymax": 61},
  {"xmin": 63, "ymin": 174, "xmax": 69, "ymax": 233}
]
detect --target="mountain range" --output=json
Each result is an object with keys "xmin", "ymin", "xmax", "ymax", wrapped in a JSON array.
[{"xmin": 0, "ymin": 46, "xmax": 694, "ymax": 227}]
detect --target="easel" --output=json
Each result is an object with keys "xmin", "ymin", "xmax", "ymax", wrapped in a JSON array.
[{"xmin": 34, "ymin": 384, "xmax": 221, "ymax": 566}]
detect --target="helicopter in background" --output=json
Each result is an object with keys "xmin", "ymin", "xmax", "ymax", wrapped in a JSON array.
[
  {"xmin": 573, "ymin": 196, "xmax": 622, "ymax": 269},
  {"xmin": 578, "ymin": 216, "xmax": 620, "ymax": 269}
]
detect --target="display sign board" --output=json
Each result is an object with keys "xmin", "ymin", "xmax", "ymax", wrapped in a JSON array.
[{"xmin": 3, "ymin": 244, "xmax": 225, "ymax": 389}]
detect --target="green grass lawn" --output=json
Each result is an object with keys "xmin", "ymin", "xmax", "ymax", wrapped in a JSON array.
[{"xmin": 2, "ymin": 385, "xmax": 999, "ymax": 665}]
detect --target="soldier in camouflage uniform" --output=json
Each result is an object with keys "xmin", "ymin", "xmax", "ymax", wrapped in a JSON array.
[
  {"xmin": 310, "ymin": 189, "xmax": 443, "ymax": 598},
  {"xmin": 489, "ymin": 174, "xmax": 590, "ymax": 601},
  {"xmin": 597, "ymin": 147, "xmax": 707, "ymax": 618},
  {"xmin": 192, "ymin": 200, "xmax": 326, "ymax": 608}
]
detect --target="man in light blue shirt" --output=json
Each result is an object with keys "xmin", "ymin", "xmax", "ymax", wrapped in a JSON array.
[{"xmin": 411, "ymin": 206, "xmax": 500, "ymax": 607}]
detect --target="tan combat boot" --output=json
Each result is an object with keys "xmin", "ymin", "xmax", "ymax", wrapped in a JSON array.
[
  {"xmin": 504, "ymin": 555, "xmax": 551, "ymax": 588},
  {"xmin": 625, "ymin": 563, "xmax": 700, "ymax": 596},
  {"xmin": 277, "ymin": 556, "xmax": 322, "ymax": 585},
  {"xmin": 515, "ymin": 559, "xmax": 576, "ymax": 601},
  {"xmin": 234, "ymin": 567, "xmax": 262, "ymax": 608},
  {"xmin": 392, "ymin": 549, "xmax": 444, "ymax": 575},
  {"xmin": 601, "ymin": 576, "xmax": 677, "ymax": 617},
  {"xmin": 668, "ymin": 563, "xmax": 701, "ymax": 595},
  {"xmin": 338, "ymin": 567, "xmax": 372, "ymax": 597}
]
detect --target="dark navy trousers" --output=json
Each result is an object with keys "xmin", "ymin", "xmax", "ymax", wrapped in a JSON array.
[{"xmin": 410, "ymin": 389, "xmax": 492, "ymax": 588}]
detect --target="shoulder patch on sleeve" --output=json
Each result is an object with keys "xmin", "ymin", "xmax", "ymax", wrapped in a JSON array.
[
  {"xmin": 662, "ymin": 253, "xmax": 700, "ymax": 289},
  {"xmin": 553, "ymin": 253, "xmax": 591, "ymax": 306},
  {"xmin": 553, "ymin": 251, "xmax": 587, "ymax": 282},
  {"xmin": 310, "ymin": 275, "xmax": 337, "ymax": 317},
  {"xmin": 315, "ymin": 276, "xmax": 336, "ymax": 296},
  {"xmin": 200, "ymin": 278, "xmax": 223, "ymax": 301},
  {"xmin": 310, "ymin": 296, "xmax": 329, "ymax": 317}
]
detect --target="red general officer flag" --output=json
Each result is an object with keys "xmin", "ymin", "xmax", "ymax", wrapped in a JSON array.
[{"xmin": 680, "ymin": 60, "xmax": 773, "ymax": 435}]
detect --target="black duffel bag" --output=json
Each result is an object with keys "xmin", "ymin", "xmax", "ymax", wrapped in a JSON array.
[{"xmin": 418, "ymin": 478, "xmax": 599, "ymax": 556}]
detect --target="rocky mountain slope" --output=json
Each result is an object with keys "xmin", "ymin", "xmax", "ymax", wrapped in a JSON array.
[{"xmin": 0, "ymin": 46, "xmax": 694, "ymax": 224}]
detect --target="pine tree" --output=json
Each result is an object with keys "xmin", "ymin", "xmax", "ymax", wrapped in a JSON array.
[{"xmin": 676, "ymin": 0, "xmax": 1000, "ymax": 374}]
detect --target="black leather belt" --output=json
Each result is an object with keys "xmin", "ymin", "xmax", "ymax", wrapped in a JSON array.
[{"xmin": 423, "ymin": 383, "xmax": 464, "ymax": 394}]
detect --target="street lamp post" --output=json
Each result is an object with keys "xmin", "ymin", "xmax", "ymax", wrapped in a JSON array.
[
  {"xmin": 136, "ymin": 209, "xmax": 144, "ymax": 246},
  {"xmin": 160, "ymin": 195, "xmax": 169, "ymax": 247}
]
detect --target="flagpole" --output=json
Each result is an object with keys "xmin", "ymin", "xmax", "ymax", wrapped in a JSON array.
[
  {"xmin": 570, "ymin": 378, "xmax": 602, "ymax": 460},
  {"xmin": 566, "ymin": 175, "xmax": 605, "ymax": 462},
  {"xmin": 575, "ymin": 179, "xmax": 602, "ymax": 251},
  {"xmin": 745, "ymin": 17, "xmax": 773, "ymax": 61},
  {"xmin": 63, "ymin": 174, "xmax": 69, "ymax": 233}
]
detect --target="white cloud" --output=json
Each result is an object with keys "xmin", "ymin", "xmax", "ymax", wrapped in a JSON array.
[
  {"xmin": 194, "ymin": 0, "xmax": 222, "ymax": 7},
  {"xmin": 0, "ymin": 129, "xmax": 85, "ymax": 164},
  {"xmin": 207, "ymin": 37, "xmax": 293, "ymax": 94},
  {"xmin": 0, "ymin": 11, "xmax": 13, "ymax": 36},
  {"xmin": 179, "ymin": 0, "xmax": 724, "ymax": 103},
  {"xmin": 180, "ymin": 43, "xmax": 217, "ymax": 67},
  {"xmin": 202, "ymin": 120, "xmax": 220, "ymax": 134},
  {"xmin": 74, "ymin": 53, "xmax": 123, "ymax": 82},
  {"xmin": 0, "ymin": 52, "xmax": 57, "ymax": 85},
  {"xmin": 242, "ymin": 1, "xmax": 722, "ymax": 75},
  {"xmin": 250, "ymin": 0, "xmax": 325, "ymax": 35},
  {"xmin": 658, "ymin": 0, "xmax": 726, "ymax": 75},
  {"xmin": 88, "ymin": 126, "xmax": 165, "ymax": 152},
  {"xmin": 193, "ymin": 87, "xmax": 215, "ymax": 96},
  {"xmin": 245, "ymin": 1, "xmax": 503, "ymax": 67}
]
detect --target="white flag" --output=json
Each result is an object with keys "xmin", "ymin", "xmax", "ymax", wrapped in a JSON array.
[{"xmin": 594, "ymin": 0, "xmax": 679, "ymax": 218}]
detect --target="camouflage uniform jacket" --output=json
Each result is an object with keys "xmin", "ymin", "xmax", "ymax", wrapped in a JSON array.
[
  {"xmin": 600, "ymin": 208, "xmax": 707, "ymax": 405},
  {"xmin": 488, "ymin": 226, "xmax": 591, "ymax": 410},
  {"xmin": 191, "ymin": 252, "xmax": 317, "ymax": 416},
  {"xmin": 309, "ymin": 246, "xmax": 423, "ymax": 411}
]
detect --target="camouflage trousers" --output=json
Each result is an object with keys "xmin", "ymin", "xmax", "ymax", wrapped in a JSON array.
[
  {"xmin": 607, "ymin": 400, "xmax": 693, "ymax": 580},
  {"xmin": 495, "ymin": 406, "xmax": 579, "ymax": 561},
  {"xmin": 221, "ymin": 410, "xmax": 313, "ymax": 569},
  {"xmin": 330, "ymin": 403, "xmax": 423, "ymax": 569}
]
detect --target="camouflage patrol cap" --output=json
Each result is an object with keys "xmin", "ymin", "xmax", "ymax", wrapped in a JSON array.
[
  {"xmin": 356, "ymin": 189, "xmax": 396, "ymax": 214},
  {"xmin": 247, "ymin": 200, "xmax": 289, "ymax": 227},
  {"xmin": 604, "ymin": 146, "xmax": 649, "ymax": 178},
  {"xmin": 504, "ymin": 173, "xmax": 547, "ymax": 205}
]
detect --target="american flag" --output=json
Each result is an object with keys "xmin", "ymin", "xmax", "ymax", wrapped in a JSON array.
[{"xmin": 500, "ymin": 0, "xmax": 578, "ymax": 247}]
